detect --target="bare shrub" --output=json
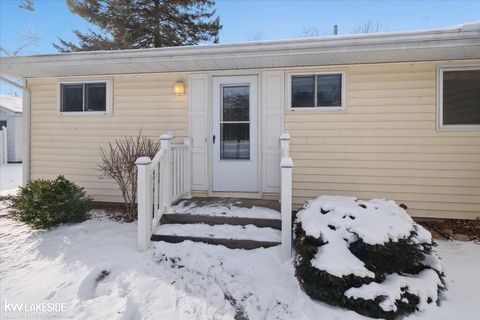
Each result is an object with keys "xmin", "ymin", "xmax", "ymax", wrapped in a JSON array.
[
  {"xmin": 301, "ymin": 26, "xmax": 322, "ymax": 37},
  {"xmin": 352, "ymin": 20, "xmax": 383, "ymax": 34},
  {"xmin": 99, "ymin": 132, "xmax": 159, "ymax": 221},
  {"xmin": 246, "ymin": 29, "xmax": 263, "ymax": 41}
]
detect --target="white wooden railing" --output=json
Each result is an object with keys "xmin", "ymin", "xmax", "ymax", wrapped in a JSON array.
[
  {"xmin": 136, "ymin": 133, "xmax": 291, "ymax": 254},
  {"xmin": 171, "ymin": 141, "xmax": 192, "ymax": 202},
  {"xmin": 280, "ymin": 133, "xmax": 293, "ymax": 261},
  {"xmin": 136, "ymin": 134, "xmax": 192, "ymax": 251}
]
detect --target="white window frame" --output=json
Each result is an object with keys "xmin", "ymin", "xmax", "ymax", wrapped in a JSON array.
[
  {"xmin": 58, "ymin": 79, "xmax": 112, "ymax": 116},
  {"xmin": 287, "ymin": 71, "xmax": 347, "ymax": 111},
  {"xmin": 437, "ymin": 65, "xmax": 480, "ymax": 131}
]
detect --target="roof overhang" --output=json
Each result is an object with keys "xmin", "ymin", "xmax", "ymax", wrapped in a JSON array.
[{"xmin": 1, "ymin": 22, "xmax": 479, "ymax": 78}]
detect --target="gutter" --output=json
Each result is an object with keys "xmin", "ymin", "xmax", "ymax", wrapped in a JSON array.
[
  {"xmin": 3, "ymin": 31, "xmax": 479, "ymax": 65},
  {"xmin": 2, "ymin": 21, "xmax": 480, "ymax": 62},
  {"xmin": 0, "ymin": 76, "xmax": 30, "ymax": 186}
]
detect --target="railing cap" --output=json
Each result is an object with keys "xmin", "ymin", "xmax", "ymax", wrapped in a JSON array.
[
  {"xmin": 280, "ymin": 157, "xmax": 294, "ymax": 168},
  {"xmin": 135, "ymin": 156, "xmax": 152, "ymax": 165},
  {"xmin": 160, "ymin": 134, "xmax": 173, "ymax": 140},
  {"xmin": 280, "ymin": 133, "xmax": 291, "ymax": 141}
]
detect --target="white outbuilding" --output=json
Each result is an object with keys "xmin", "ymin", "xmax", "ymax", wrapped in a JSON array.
[{"xmin": 0, "ymin": 94, "xmax": 23, "ymax": 163}]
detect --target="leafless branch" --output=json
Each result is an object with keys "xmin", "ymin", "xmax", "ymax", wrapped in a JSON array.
[
  {"xmin": 352, "ymin": 20, "xmax": 383, "ymax": 34},
  {"xmin": 0, "ymin": 27, "xmax": 39, "ymax": 56},
  {"xmin": 246, "ymin": 29, "xmax": 264, "ymax": 41},
  {"xmin": 99, "ymin": 132, "xmax": 160, "ymax": 222},
  {"xmin": 301, "ymin": 26, "xmax": 322, "ymax": 38}
]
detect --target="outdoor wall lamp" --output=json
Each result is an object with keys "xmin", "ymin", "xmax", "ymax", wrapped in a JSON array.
[{"xmin": 173, "ymin": 80, "xmax": 185, "ymax": 96}]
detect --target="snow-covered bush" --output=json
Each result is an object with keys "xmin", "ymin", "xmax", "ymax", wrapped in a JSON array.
[
  {"xmin": 11, "ymin": 176, "xmax": 92, "ymax": 229},
  {"xmin": 294, "ymin": 196, "xmax": 445, "ymax": 319}
]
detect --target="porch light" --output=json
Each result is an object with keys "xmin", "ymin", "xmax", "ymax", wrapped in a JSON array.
[{"xmin": 173, "ymin": 80, "xmax": 185, "ymax": 96}]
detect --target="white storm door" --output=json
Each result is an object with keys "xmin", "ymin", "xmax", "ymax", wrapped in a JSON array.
[{"xmin": 212, "ymin": 76, "xmax": 259, "ymax": 192}]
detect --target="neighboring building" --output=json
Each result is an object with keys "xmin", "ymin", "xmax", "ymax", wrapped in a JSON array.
[
  {"xmin": 0, "ymin": 95, "xmax": 23, "ymax": 163},
  {"xmin": 0, "ymin": 22, "xmax": 479, "ymax": 219}
]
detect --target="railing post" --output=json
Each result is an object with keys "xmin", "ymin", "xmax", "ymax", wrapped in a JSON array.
[
  {"xmin": 280, "ymin": 156, "xmax": 293, "ymax": 261},
  {"xmin": 160, "ymin": 134, "xmax": 172, "ymax": 213},
  {"xmin": 184, "ymin": 138, "xmax": 192, "ymax": 198},
  {"xmin": 136, "ymin": 156, "xmax": 152, "ymax": 252},
  {"xmin": 280, "ymin": 133, "xmax": 290, "ymax": 158},
  {"xmin": 1, "ymin": 126, "xmax": 7, "ymax": 164}
]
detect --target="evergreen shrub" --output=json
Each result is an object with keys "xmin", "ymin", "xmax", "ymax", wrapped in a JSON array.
[{"xmin": 11, "ymin": 176, "xmax": 92, "ymax": 229}]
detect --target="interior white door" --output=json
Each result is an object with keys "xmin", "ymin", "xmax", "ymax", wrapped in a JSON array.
[{"xmin": 212, "ymin": 76, "xmax": 259, "ymax": 192}]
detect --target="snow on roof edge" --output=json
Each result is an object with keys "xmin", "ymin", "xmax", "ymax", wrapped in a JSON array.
[
  {"xmin": 2, "ymin": 20, "xmax": 479, "ymax": 60},
  {"xmin": 0, "ymin": 95, "xmax": 23, "ymax": 113}
]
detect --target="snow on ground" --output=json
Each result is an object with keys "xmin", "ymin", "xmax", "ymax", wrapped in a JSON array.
[
  {"xmin": 154, "ymin": 223, "xmax": 281, "ymax": 242},
  {"xmin": 405, "ymin": 241, "xmax": 480, "ymax": 320},
  {"xmin": 0, "ymin": 163, "xmax": 22, "ymax": 197},
  {"xmin": 172, "ymin": 200, "xmax": 281, "ymax": 219},
  {"xmin": 0, "ymin": 212, "xmax": 364, "ymax": 320},
  {"xmin": 1, "ymin": 208, "xmax": 479, "ymax": 319}
]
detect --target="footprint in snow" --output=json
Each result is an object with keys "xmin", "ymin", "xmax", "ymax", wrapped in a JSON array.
[
  {"xmin": 45, "ymin": 290, "xmax": 56, "ymax": 300},
  {"xmin": 57, "ymin": 281, "xmax": 74, "ymax": 289},
  {"xmin": 77, "ymin": 265, "xmax": 113, "ymax": 300}
]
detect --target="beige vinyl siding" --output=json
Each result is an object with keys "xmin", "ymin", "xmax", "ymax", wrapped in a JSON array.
[
  {"xmin": 286, "ymin": 61, "xmax": 480, "ymax": 219},
  {"xmin": 28, "ymin": 73, "xmax": 188, "ymax": 203},
  {"xmin": 27, "ymin": 60, "xmax": 480, "ymax": 219}
]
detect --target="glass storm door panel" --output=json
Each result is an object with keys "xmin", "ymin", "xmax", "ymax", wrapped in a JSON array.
[
  {"xmin": 221, "ymin": 85, "xmax": 250, "ymax": 160},
  {"xmin": 212, "ymin": 76, "xmax": 258, "ymax": 192}
]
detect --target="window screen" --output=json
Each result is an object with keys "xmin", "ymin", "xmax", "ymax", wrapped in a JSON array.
[
  {"xmin": 291, "ymin": 75, "xmax": 315, "ymax": 108},
  {"xmin": 442, "ymin": 70, "xmax": 480, "ymax": 126},
  {"xmin": 61, "ymin": 84, "xmax": 83, "ymax": 112},
  {"xmin": 317, "ymin": 74, "xmax": 342, "ymax": 107},
  {"xmin": 85, "ymin": 83, "xmax": 107, "ymax": 111}
]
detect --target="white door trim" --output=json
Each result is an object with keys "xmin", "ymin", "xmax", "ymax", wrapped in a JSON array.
[{"xmin": 210, "ymin": 75, "xmax": 261, "ymax": 194}]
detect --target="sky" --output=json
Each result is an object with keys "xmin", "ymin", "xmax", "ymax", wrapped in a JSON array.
[
  {"xmin": 1, "ymin": 0, "xmax": 479, "ymax": 56},
  {"xmin": 0, "ymin": 0, "xmax": 479, "ymax": 94}
]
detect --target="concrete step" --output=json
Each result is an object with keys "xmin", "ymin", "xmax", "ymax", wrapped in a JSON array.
[
  {"xmin": 161, "ymin": 213, "xmax": 281, "ymax": 230},
  {"xmin": 151, "ymin": 222, "xmax": 281, "ymax": 249},
  {"xmin": 151, "ymin": 234, "xmax": 280, "ymax": 249}
]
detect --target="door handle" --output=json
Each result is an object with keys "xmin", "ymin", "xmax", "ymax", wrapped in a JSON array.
[{"xmin": 213, "ymin": 134, "xmax": 216, "ymax": 144}]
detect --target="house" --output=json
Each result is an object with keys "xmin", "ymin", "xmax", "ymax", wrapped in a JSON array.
[
  {"xmin": 0, "ymin": 94, "xmax": 23, "ymax": 163},
  {"xmin": 0, "ymin": 22, "xmax": 479, "ymax": 224}
]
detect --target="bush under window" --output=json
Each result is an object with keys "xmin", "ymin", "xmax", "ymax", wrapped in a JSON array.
[{"xmin": 10, "ymin": 176, "xmax": 92, "ymax": 230}]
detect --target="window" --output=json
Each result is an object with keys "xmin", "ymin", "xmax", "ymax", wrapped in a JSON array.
[
  {"xmin": 438, "ymin": 67, "xmax": 480, "ymax": 130},
  {"xmin": 290, "ymin": 72, "xmax": 345, "ymax": 110},
  {"xmin": 59, "ymin": 81, "xmax": 109, "ymax": 114}
]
